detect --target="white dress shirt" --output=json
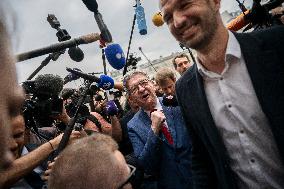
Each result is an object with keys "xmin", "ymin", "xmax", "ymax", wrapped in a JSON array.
[{"xmin": 196, "ymin": 31, "xmax": 284, "ymax": 189}]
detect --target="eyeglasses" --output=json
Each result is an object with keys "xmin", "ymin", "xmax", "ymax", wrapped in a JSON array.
[
  {"xmin": 128, "ymin": 79, "xmax": 151, "ymax": 95},
  {"xmin": 117, "ymin": 164, "xmax": 136, "ymax": 189}
]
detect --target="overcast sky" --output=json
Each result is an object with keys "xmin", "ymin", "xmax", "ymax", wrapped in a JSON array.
[{"xmin": 8, "ymin": 0, "xmax": 252, "ymax": 83}]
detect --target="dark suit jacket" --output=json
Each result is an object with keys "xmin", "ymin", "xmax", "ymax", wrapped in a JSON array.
[
  {"xmin": 128, "ymin": 98, "xmax": 192, "ymax": 189},
  {"xmin": 175, "ymin": 26, "xmax": 284, "ymax": 189}
]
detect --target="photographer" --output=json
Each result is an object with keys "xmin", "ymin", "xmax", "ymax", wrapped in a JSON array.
[
  {"xmin": 62, "ymin": 87, "xmax": 112, "ymax": 135},
  {"xmin": 0, "ymin": 113, "xmax": 84, "ymax": 189}
]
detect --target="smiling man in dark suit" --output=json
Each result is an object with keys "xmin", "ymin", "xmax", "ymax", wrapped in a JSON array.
[{"xmin": 160, "ymin": 0, "xmax": 284, "ymax": 188}]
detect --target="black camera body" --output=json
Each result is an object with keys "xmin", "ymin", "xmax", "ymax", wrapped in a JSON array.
[
  {"xmin": 109, "ymin": 90, "xmax": 123, "ymax": 99},
  {"xmin": 22, "ymin": 74, "xmax": 64, "ymax": 128}
]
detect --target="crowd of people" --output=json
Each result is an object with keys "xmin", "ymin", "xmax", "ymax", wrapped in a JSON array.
[{"xmin": 0, "ymin": 0, "xmax": 284, "ymax": 189}]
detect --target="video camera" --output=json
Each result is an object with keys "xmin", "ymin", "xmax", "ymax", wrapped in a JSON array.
[
  {"xmin": 127, "ymin": 53, "xmax": 141, "ymax": 70},
  {"xmin": 22, "ymin": 74, "xmax": 64, "ymax": 128},
  {"xmin": 109, "ymin": 90, "xmax": 123, "ymax": 99}
]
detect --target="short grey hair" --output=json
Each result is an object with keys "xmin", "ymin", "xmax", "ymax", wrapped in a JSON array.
[{"xmin": 123, "ymin": 71, "xmax": 150, "ymax": 94}]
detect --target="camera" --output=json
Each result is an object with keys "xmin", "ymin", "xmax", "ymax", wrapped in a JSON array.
[
  {"xmin": 109, "ymin": 90, "xmax": 123, "ymax": 99},
  {"xmin": 22, "ymin": 74, "xmax": 64, "ymax": 128},
  {"xmin": 127, "ymin": 53, "xmax": 141, "ymax": 70}
]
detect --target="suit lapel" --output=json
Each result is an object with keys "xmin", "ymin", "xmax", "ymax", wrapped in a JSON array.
[
  {"xmin": 234, "ymin": 32, "xmax": 280, "ymax": 110},
  {"xmin": 137, "ymin": 110, "xmax": 152, "ymax": 143}
]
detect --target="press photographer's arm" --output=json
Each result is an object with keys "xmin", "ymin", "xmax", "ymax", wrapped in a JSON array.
[{"xmin": 0, "ymin": 114, "xmax": 83, "ymax": 189}]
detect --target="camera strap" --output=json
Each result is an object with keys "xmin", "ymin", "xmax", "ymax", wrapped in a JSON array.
[{"xmin": 87, "ymin": 114, "xmax": 102, "ymax": 132}]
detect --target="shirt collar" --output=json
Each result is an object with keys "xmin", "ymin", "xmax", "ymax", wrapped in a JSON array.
[
  {"xmin": 196, "ymin": 31, "xmax": 242, "ymax": 78},
  {"xmin": 226, "ymin": 31, "xmax": 241, "ymax": 60}
]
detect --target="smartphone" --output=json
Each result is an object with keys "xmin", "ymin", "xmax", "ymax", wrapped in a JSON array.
[{"xmin": 50, "ymin": 98, "xmax": 63, "ymax": 116}]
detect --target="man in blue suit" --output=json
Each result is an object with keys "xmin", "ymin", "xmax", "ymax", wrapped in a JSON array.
[
  {"xmin": 124, "ymin": 71, "xmax": 192, "ymax": 189},
  {"xmin": 160, "ymin": 0, "xmax": 284, "ymax": 188}
]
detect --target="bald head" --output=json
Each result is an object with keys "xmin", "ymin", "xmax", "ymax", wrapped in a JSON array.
[{"xmin": 48, "ymin": 133, "xmax": 131, "ymax": 189}]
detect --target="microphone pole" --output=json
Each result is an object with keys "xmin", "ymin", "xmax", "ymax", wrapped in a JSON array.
[
  {"xmin": 123, "ymin": 13, "xmax": 136, "ymax": 76},
  {"xmin": 101, "ymin": 48, "xmax": 109, "ymax": 101},
  {"xmin": 16, "ymin": 33, "xmax": 100, "ymax": 62},
  {"xmin": 40, "ymin": 80, "xmax": 92, "ymax": 189},
  {"xmin": 26, "ymin": 52, "xmax": 63, "ymax": 80},
  {"xmin": 138, "ymin": 47, "xmax": 157, "ymax": 72},
  {"xmin": 54, "ymin": 80, "xmax": 92, "ymax": 157},
  {"xmin": 26, "ymin": 14, "xmax": 71, "ymax": 80}
]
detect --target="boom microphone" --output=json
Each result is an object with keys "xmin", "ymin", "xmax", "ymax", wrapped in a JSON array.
[
  {"xmin": 81, "ymin": 0, "xmax": 112, "ymax": 43},
  {"xmin": 66, "ymin": 68, "xmax": 114, "ymax": 90},
  {"xmin": 68, "ymin": 46, "xmax": 84, "ymax": 62},
  {"xmin": 105, "ymin": 43, "xmax": 126, "ymax": 70},
  {"xmin": 226, "ymin": 10, "xmax": 250, "ymax": 31},
  {"xmin": 82, "ymin": 0, "xmax": 98, "ymax": 12},
  {"xmin": 47, "ymin": 14, "xmax": 85, "ymax": 62},
  {"xmin": 34, "ymin": 74, "xmax": 64, "ymax": 99},
  {"xmin": 94, "ymin": 12, "xmax": 113, "ymax": 43},
  {"xmin": 66, "ymin": 67, "xmax": 100, "ymax": 83},
  {"xmin": 226, "ymin": 0, "xmax": 284, "ymax": 32},
  {"xmin": 63, "ymin": 68, "xmax": 82, "ymax": 84},
  {"xmin": 16, "ymin": 33, "xmax": 100, "ymax": 62}
]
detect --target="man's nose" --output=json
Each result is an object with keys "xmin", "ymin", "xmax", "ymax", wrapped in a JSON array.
[
  {"xmin": 165, "ymin": 88, "xmax": 172, "ymax": 95},
  {"xmin": 173, "ymin": 11, "xmax": 187, "ymax": 29},
  {"xmin": 181, "ymin": 63, "xmax": 188, "ymax": 69},
  {"xmin": 137, "ymin": 84, "xmax": 145, "ymax": 92}
]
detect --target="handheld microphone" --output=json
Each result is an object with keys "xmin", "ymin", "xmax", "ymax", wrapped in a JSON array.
[
  {"xmin": 66, "ymin": 68, "xmax": 114, "ymax": 90},
  {"xmin": 136, "ymin": 1, "xmax": 147, "ymax": 35},
  {"xmin": 105, "ymin": 43, "xmax": 126, "ymax": 70},
  {"xmin": 98, "ymin": 75, "xmax": 114, "ymax": 90},
  {"xmin": 105, "ymin": 100, "xmax": 118, "ymax": 116},
  {"xmin": 16, "ymin": 33, "xmax": 100, "ymax": 62},
  {"xmin": 81, "ymin": 0, "xmax": 112, "ymax": 43}
]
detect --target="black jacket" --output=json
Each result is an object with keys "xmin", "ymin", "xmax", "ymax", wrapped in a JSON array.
[{"xmin": 175, "ymin": 26, "xmax": 284, "ymax": 189}]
